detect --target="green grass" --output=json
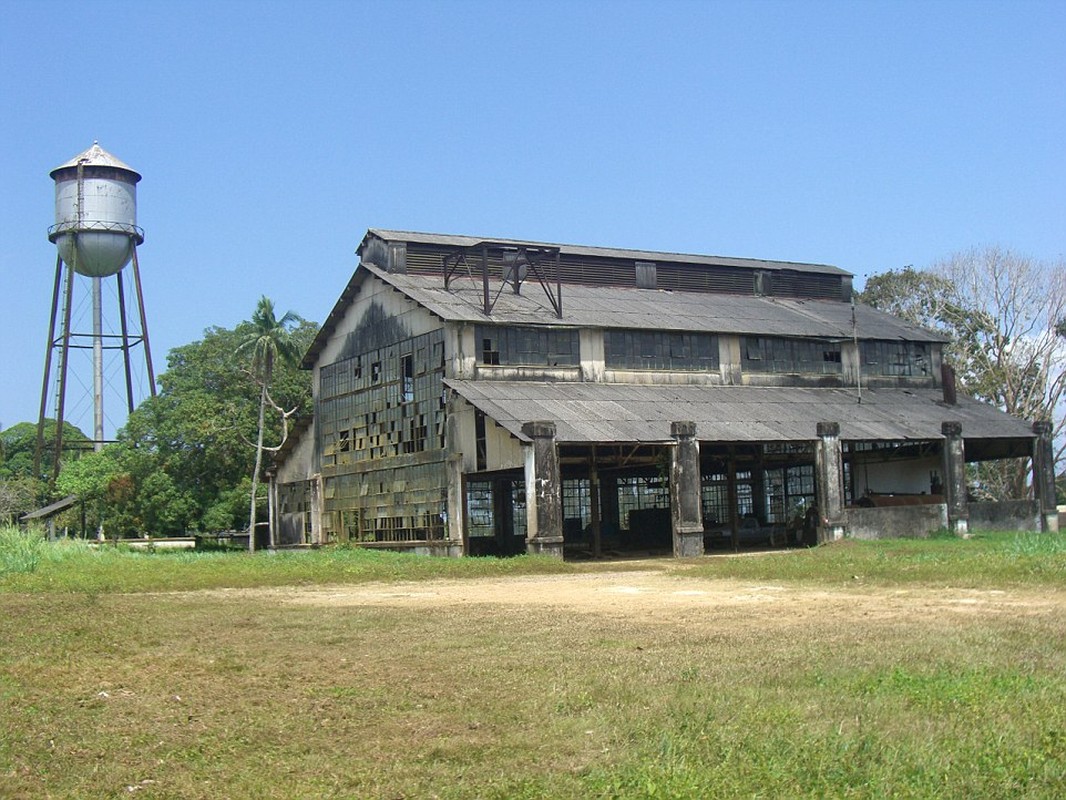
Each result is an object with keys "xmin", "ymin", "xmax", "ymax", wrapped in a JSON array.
[
  {"xmin": 0, "ymin": 528, "xmax": 574, "ymax": 594},
  {"xmin": 683, "ymin": 529, "xmax": 1066, "ymax": 588},
  {"xmin": 1, "ymin": 526, "xmax": 1065, "ymax": 798}
]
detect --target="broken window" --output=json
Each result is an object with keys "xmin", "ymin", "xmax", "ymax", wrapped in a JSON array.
[
  {"xmin": 861, "ymin": 340, "xmax": 930, "ymax": 377},
  {"xmin": 481, "ymin": 336, "xmax": 500, "ymax": 365},
  {"xmin": 476, "ymin": 325, "xmax": 579, "ymax": 367},
  {"xmin": 475, "ymin": 409, "xmax": 487, "ymax": 472},
  {"xmin": 466, "ymin": 482, "xmax": 494, "ymax": 538},
  {"xmin": 605, "ymin": 330, "xmax": 719, "ymax": 371},
  {"xmin": 742, "ymin": 336, "xmax": 842, "ymax": 375},
  {"xmin": 700, "ymin": 472, "xmax": 730, "ymax": 527},
  {"xmin": 615, "ymin": 476, "xmax": 670, "ymax": 531},
  {"xmin": 401, "ymin": 354, "xmax": 414, "ymax": 402}
]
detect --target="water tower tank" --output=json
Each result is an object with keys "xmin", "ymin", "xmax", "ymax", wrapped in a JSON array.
[{"xmin": 48, "ymin": 142, "xmax": 143, "ymax": 278}]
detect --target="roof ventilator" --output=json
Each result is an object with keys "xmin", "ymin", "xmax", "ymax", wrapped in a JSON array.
[{"xmin": 443, "ymin": 241, "xmax": 563, "ymax": 319}]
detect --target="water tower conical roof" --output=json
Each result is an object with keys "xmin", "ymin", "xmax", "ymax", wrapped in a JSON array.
[{"xmin": 50, "ymin": 142, "xmax": 141, "ymax": 181}]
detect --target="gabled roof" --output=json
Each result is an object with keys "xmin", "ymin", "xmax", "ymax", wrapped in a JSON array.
[
  {"xmin": 361, "ymin": 261, "xmax": 942, "ymax": 342},
  {"xmin": 302, "ymin": 229, "xmax": 943, "ymax": 369},
  {"xmin": 445, "ymin": 380, "xmax": 1034, "ymax": 445},
  {"xmin": 365, "ymin": 229, "xmax": 851, "ymax": 277}
]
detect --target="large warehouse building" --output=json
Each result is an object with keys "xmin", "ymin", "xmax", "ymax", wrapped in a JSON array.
[{"xmin": 268, "ymin": 229, "xmax": 1056, "ymax": 557}]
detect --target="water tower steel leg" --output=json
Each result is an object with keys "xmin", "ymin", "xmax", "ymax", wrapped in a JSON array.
[
  {"xmin": 92, "ymin": 276, "xmax": 104, "ymax": 451},
  {"xmin": 130, "ymin": 245, "xmax": 157, "ymax": 396},
  {"xmin": 52, "ymin": 256, "xmax": 77, "ymax": 481},
  {"xmin": 116, "ymin": 272, "xmax": 136, "ymax": 414},
  {"xmin": 34, "ymin": 253, "xmax": 65, "ymax": 479}
]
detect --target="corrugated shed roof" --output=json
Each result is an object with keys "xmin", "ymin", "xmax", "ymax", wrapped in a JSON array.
[
  {"xmin": 21, "ymin": 495, "xmax": 78, "ymax": 521},
  {"xmin": 445, "ymin": 379, "xmax": 1033, "ymax": 445},
  {"xmin": 364, "ymin": 262, "xmax": 945, "ymax": 342},
  {"xmin": 302, "ymin": 229, "xmax": 944, "ymax": 368},
  {"xmin": 366, "ymin": 229, "xmax": 852, "ymax": 276}
]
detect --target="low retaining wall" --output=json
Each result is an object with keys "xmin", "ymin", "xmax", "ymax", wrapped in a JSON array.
[
  {"xmin": 844, "ymin": 500, "xmax": 1043, "ymax": 539},
  {"xmin": 93, "ymin": 537, "xmax": 198, "ymax": 550},
  {"xmin": 360, "ymin": 539, "xmax": 464, "ymax": 557},
  {"xmin": 844, "ymin": 505, "xmax": 947, "ymax": 540},
  {"xmin": 968, "ymin": 500, "xmax": 1039, "ymax": 532}
]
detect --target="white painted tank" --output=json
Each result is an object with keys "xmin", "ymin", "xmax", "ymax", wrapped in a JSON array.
[{"xmin": 48, "ymin": 142, "xmax": 143, "ymax": 278}]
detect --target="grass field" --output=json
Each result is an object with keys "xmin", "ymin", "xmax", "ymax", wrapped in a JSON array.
[{"xmin": 2, "ymin": 527, "xmax": 1065, "ymax": 798}]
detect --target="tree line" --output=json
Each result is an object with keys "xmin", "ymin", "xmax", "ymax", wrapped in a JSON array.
[{"xmin": 1, "ymin": 297, "xmax": 317, "ymax": 541}]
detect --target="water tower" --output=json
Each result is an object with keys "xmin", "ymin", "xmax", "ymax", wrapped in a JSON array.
[{"xmin": 34, "ymin": 142, "xmax": 157, "ymax": 480}]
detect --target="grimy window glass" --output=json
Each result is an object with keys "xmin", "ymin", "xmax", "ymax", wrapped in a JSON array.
[
  {"xmin": 317, "ymin": 329, "xmax": 449, "ymax": 544},
  {"xmin": 741, "ymin": 336, "xmax": 842, "ymax": 374},
  {"xmin": 604, "ymin": 330, "xmax": 719, "ymax": 371},
  {"xmin": 860, "ymin": 340, "xmax": 930, "ymax": 377},
  {"xmin": 476, "ymin": 325, "xmax": 580, "ymax": 367}
]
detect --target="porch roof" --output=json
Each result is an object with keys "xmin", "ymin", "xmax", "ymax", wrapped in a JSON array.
[{"xmin": 444, "ymin": 379, "xmax": 1035, "ymax": 446}]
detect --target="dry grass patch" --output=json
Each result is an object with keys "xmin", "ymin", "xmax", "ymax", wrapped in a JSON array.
[
  {"xmin": 3, "ymin": 562, "xmax": 1065, "ymax": 798},
  {"xmin": 3, "ymin": 532, "xmax": 1066, "ymax": 797}
]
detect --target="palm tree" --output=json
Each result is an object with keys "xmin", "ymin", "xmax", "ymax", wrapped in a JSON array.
[{"xmin": 236, "ymin": 296, "xmax": 300, "ymax": 552}]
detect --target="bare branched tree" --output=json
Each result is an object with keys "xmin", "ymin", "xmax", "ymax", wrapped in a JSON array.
[{"xmin": 861, "ymin": 246, "xmax": 1066, "ymax": 499}]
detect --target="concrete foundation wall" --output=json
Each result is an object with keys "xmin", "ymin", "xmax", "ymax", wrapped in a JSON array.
[
  {"xmin": 968, "ymin": 500, "xmax": 1040, "ymax": 532},
  {"xmin": 845, "ymin": 500, "xmax": 1042, "ymax": 539},
  {"xmin": 844, "ymin": 504, "xmax": 947, "ymax": 540}
]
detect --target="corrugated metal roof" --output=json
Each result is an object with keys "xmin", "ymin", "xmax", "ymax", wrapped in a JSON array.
[
  {"xmin": 50, "ymin": 142, "xmax": 140, "ymax": 179},
  {"xmin": 21, "ymin": 495, "xmax": 78, "ymax": 521},
  {"xmin": 445, "ymin": 379, "xmax": 1033, "ymax": 445},
  {"xmin": 364, "ymin": 262, "xmax": 944, "ymax": 342},
  {"xmin": 366, "ymin": 229, "xmax": 852, "ymax": 276}
]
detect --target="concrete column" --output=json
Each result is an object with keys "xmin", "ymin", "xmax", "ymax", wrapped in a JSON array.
[
  {"xmin": 815, "ymin": 422, "xmax": 846, "ymax": 542},
  {"xmin": 522, "ymin": 421, "xmax": 564, "ymax": 558},
  {"xmin": 446, "ymin": 454, "xmax": 466, "ymax": 552},
  {"xmin": 266, "ymin": 469, "xmax": 277, "ymax": 549},
  {"xmin": 589, "ymin": 450, "xmax": 603, "ymax": 559},
  {"xmin": 309, "ymin": 474, "xmax": 323, "ymax": 545},
  {"xmin": 670, "ymin": 421, "xmax": 704, "ymax": 557},
  {"xmin": 1032, "ymin": 420, "xmax": 1059, "ymax": 533},
  {"xmin": 941, "ymin": 421, "xmax": 969, "ymax": 537}
]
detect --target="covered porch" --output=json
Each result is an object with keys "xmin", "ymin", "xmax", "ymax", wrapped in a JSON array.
[{"xmin": 446, "ymin": 380, "xmax": 1049, "ymax": 558}]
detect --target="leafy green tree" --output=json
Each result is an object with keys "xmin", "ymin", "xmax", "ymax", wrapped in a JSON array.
[
  {"xmin": 0, "ymin": 476, "xmax": 38, "ymax": 525},
  {"xmin": 1, "ymin": 421, "xmax": 90, "ymax": 481},
  {"xmin": 860, "ymin": 246, "xmax": 1066, "ymax": 498},
  {"xmin": 202, "ymin": 478, "xmax": 254, "ymax": 532},
  {"xmin": 52, "ymin": 312, "xmax": 316, "ymax": 537},
  {"xmin": 55, "ymin": 446, "xmax": 126, "ymax": 538},
  {"xmin": 235, "ymin": 297, "xmax": 302, "ymax": 551},
  {"xmin": 137, "ymin": 471, "xmax": 197, "ymax": 535}
]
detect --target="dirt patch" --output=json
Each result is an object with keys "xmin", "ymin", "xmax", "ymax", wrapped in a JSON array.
[{"xmin": 207, "ymin": 568, "xmax": 1066, "ymax": 630}]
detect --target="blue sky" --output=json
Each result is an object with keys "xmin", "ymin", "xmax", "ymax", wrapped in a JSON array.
[{"xmin": 1, "ymin": 0, "xmax": 1064, "ymax": 441}]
